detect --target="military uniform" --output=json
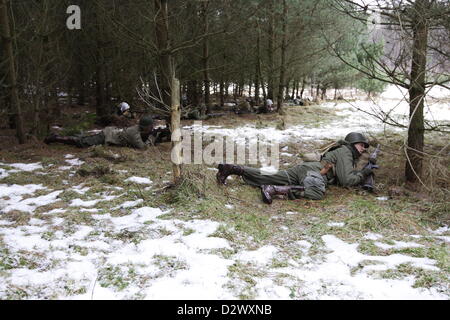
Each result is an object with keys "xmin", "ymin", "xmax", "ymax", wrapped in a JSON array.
[
  {"xmin": 45, "ymin": 116, "xmax": 154, "ymax": 150},
  {"xmin": 239, "ymin": 142, "xmax": 365, "ymax": 200},
  {"xmin": 216, "ymin": 132, "xmax": 373, "ymax": 203},
  {"xmin": 103, "ymin": 125, "xmax": 147, "ymax": 149}
]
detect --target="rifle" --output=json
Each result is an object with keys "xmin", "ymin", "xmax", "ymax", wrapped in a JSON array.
[
  {"xmin": 362, "ymin": 144, "xmax": 380, "ymax": 192},
  {"xmin": 152, "ymin": 126, "xmax": 171, "ymax": 143}
]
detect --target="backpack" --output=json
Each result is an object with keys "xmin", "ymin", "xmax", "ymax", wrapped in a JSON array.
[{"xmin": 302, "ymin": 140, "xmax": 345, "ymax": 162}]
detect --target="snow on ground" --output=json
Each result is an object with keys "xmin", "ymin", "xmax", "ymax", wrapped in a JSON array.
[
  {"xmin": 1, "ymin": 167, "xmax": 446, "ymax": 299},
  {"xmin": 1, "ymin": 163, "xmax": 448, "ymax": 299},
  {"xmin": 0, "ymin": 89, "xmax": 449, "ymax": 300},
  {"xmin": 124, "ymin": 177, "xmax": 153, "ymax": 185},
  {"xmin": 183, "ymin": 85, "xmax": 449, "ymax": 146}
]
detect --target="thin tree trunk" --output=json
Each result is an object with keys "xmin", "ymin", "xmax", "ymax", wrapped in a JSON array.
[
  {"xmin": 277, "ymin": 0, "xmax": 287, "ymax": 114},
  {"xmin": 171, "ymin": 77, "xmax": 182, "ymax": 182},
  {"xmin": 155, "ymin": 0, "xmax": 180, "ymax": 180},
  {"xmin": 219, "ymin": 80, "xmax": 224, "ymax": 107},
  {"xmin": 405, "ymin": 0, "xmax": 428, "ymax": 183},
  {"xmin": 255, "ymin": 22, "xmax": 262, "ymax": 104},
  {"xmin": 0, "ymin": 0, "xmax": 25, "ymax": 143},
  {"xmin": 95, "ymin": 1, "xmax": 107, "ymax": 119},
  {"xmin": 187, "ymin": 80, "xmax": 200, "ymax": 106},
  {"xmin": 300, "ymin": 77, "xmax": 306, "ymax": 99},
  {"xmin": 154, "ymin": 0, "xmax": 172, "ymax": 110},
  {"xmin": 201, "ymin": 1, "xmax": 210, "ymax": 112},
  {"xmin": 267, "ymin": 0, "xmax": 275, "ymax": 100},
  {"xmin": 292, "ymin": 80, "xmax": 296, "ymax": 99}
]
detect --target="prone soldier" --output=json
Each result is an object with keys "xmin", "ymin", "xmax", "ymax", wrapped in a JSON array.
[
  {"xmin": 216, "ymin": 132, "xmax": 377, "ymax": 204},
  {"xmin": 44, "ymin": 115, "xmax": 158, "ymax": 150}
]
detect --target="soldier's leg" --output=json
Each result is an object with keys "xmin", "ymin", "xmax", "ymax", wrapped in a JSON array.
[
  {"xmin": 77, "ymin": 132, "xmax": 105, "ymax": 148},
  {"xmin": 44, "ymin": 134, "xmax": 81, "ymax": 146},
  {"xmin": 259, "ymin": 166, "xmax": 325, "ymax": 202},
  {"xmin": 302, "ymin": 171, "xmax": 326, "ymax": 200},
  {"xmin": 242, "ymin": 167, "xmax": 295, "ymax": 187}
]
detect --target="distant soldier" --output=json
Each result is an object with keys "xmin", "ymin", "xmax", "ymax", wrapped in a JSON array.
[
  {"xmin": 266, "ymin": 98, "xmax": 274, "ymax": 112},
  {"xmin": 116, "ymin": 101, "xmax": 132, "ymax": 118},
  {"xmin": 96, "ymin": 101, "xmax": 135, "ymax": 127},
  {"xmin": 216, "ymin": 132, "xmax": 375, "ymax": 204},
  {"xmin": 44, "ymin": 115, "xmax": 156, "ymax": 150},
  {"xmin": 234, "ymin": 99, "xmax": 253, "ymax": 114}
]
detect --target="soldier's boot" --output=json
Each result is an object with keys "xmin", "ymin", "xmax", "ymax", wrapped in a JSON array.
[
  {"xmin": 260, "ymin": 185, "xmax": 305, "ymax": 204},
  {"xmin": 216, "ymin": 164, "xmax": 244, "ymax": 185},
  {"xmin": 45, "ymin": 134, "xmax": 80, "ymax": 147},
  {"xmin": 44, "ymin": 133, "xmax": 58, "ymax": 144}
]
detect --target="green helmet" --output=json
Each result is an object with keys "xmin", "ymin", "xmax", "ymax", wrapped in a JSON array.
[
  {"xmin": 139, "ymin": 115, "xmax": 154, "ymax": 130},
  {"xmin": 344, "ymin": 132, "xmax": 369, "ymax": 148}
]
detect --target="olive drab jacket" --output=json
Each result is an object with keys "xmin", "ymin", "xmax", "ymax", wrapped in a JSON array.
[
  {"xmin": 321, "ymin": 142, "xmax": 365, "ymax": 187},
  {"xmin": 103, "ymin": 125, "xmax": 147, "ymax": 149}
]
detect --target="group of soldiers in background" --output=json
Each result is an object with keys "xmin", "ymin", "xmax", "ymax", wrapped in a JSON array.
[
  {"xmin": 44, "ymin": 101, "xmax": 170, "ymax": 149},
  {"xmin": 44, "ymin": 95, "xmax": 309, "ymax": 149}
]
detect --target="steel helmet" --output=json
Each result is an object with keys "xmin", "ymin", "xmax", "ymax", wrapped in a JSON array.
[
  {"xmin": 344, "ymin": 132, "xmax": 369, "ymax": 148},
  {"xmin": 119, "ymin": 102, "xmax": 130, "ymax": 113},
  {"xmin": 139, "ymin": 115, "xmax": 154, "ymax": 129}
]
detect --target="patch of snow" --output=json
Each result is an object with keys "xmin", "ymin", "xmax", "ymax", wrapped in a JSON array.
[
  {"xmin": 235, "ymin": 245, "xmax": 278, "ymax": 265},
  {"xmin": 1, "ymin": 190, "xmax": 62, "ymax": 214},
  {"xmin": 69, "ymin": 199, "xmax": 101, "ymax": 208},
  {"xmin": 6, "ymin": 163, "xmax": 43, "ymax": 172},
  {"xmin": 112, "ymin": 199, "xmax": 144, "ymax": 210},
  {"xmin": 125, "ymin": 177, "xmax": 153, "ymax": 185},
  {"xmin": 65, "ymin": 158, "xmax": 84, "ymax": 166},
  {"xmin": 327, "ymin": 222, "xmax": 345, "ymax": 227},
  {"xmin": 429, "ymin": 226, "xmax": 449, "ymax": 235},
  {"xmin": 364, "ymin": 232, "xmax": 384, "ymax": 241},
  {"xmin": 374, "ymin": 240, "xmax": 425, "ymax": 250}
]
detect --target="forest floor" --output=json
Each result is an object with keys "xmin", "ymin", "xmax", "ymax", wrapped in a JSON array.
[{"xmin": 0, "ymin": 87, "xmax": 449, "ymax": 299}]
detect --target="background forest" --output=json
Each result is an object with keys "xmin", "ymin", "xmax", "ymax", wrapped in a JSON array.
[{"xmin": 1, "ymin": 0, "xmax": 449, "ymax": 184}]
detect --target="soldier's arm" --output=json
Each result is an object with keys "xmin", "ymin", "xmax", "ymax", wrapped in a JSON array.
[
  {"xmin": 127, "ymin": 129, "xmax": 147, "ymax": 150},
  {"xmin": 134, "ymin": 137, "xmax": 147, "ymax": 150},
  {"xmin": 323, "ymin": 148, "xmax": 363, "ymax": 187}
]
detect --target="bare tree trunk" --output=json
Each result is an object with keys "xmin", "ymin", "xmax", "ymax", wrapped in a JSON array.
[
  {"xmin": 277, "ymin": 0, "xmax": 287, "ymax": 115},
  {"xmin": 405, "ymin": 0, "xmax": 428, "ymax": 183},
  {"xmin": 267, "ymin": 0, "xmax": 275, "ymax": 100},
  {"xmin": 300, "ymin": 77, "xmax": 306, "ymax": 99},
  {"xmin": 0, "ymin": 0, "xmax": 25, "ymax": 143},
  {"xmin": 95, "ymin": 1, "xmax": 108, "ymax": 119},
  {"xmin": 155, "ymin": 0, "xmax": 181, "ymax": 181},
  {"xmin": 171, "ymin": 77, "xmax": 182, "ymax": 182},
  {"xmin": 201, "ymin": 1, "xmax": 211, "ymax": 112},
  {"xmin": 255, "ymin": 22, "xmax": 262, "ymax": 105},
  {"xmin": 321, "ymin": 87, "xmax": 327, "ymax": 100},
  {"xmin": 219, "ymin": 80, "xmax": 225, "ymax": 107},
  {"xmin": 154, "ymin": 0, "xmax": 172, "ymax": 111},
  {"xmin": 187, "ymin": 80, "xmax": 200, "ymax": 106},
  {"xmin": 290, "ymin": 79, "xmax": 295, "ymax": 99}
]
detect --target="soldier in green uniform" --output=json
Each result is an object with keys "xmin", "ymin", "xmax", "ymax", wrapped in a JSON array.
[
  {"xmin": 216, "ymin": 132, "xmax": 375, "ymax": 204},
  {"xmin": 44, "ymin": 115, "xmax": 155, "ymax": 150}
]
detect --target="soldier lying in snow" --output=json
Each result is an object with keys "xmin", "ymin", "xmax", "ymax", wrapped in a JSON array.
[
  {"xmin": 216, "ymin": 132, "xmax": 376, "ymax": 204},
  {"xmin": 44, "ymin": 115, "xmax": 168, "ymax": 149}
]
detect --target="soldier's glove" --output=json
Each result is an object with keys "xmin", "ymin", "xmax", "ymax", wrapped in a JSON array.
[
  {"xmin": 361, "ymin": 168, "xmax": 373, "ymax": 178},
  {"xmin": 369, "ymin": 157, "xmax": 377, "ymax": 165}
]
